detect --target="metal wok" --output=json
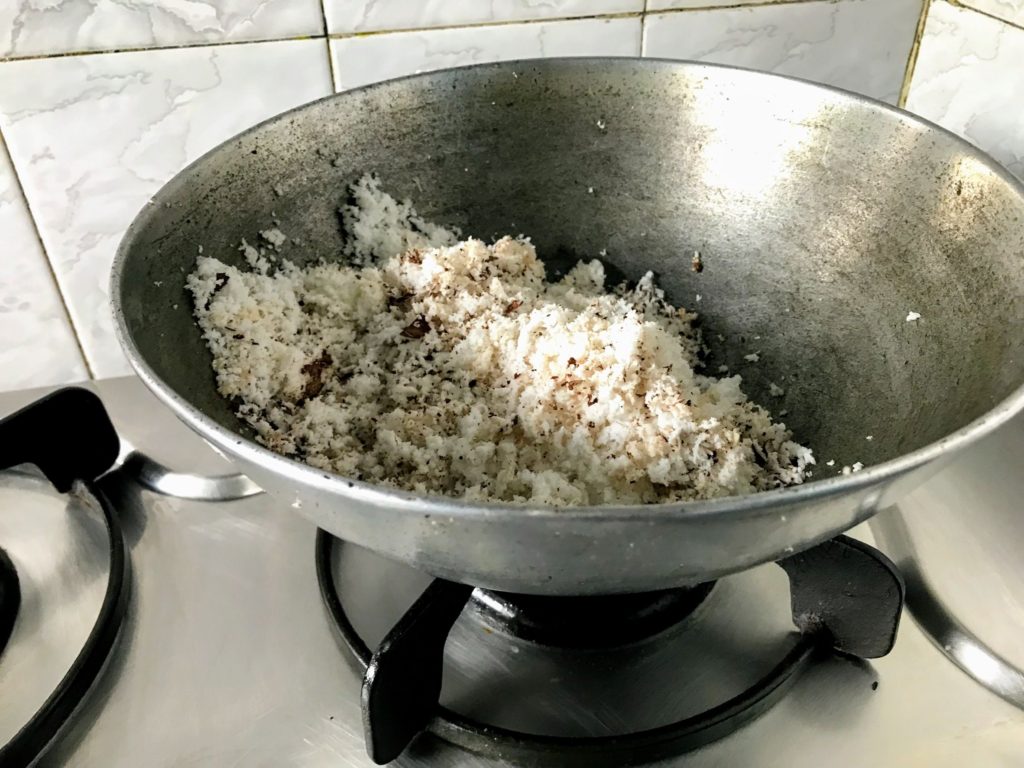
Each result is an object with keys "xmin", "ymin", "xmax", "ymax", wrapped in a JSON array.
[{"xmin": 112, "ymin": 59, "xmax": 1024, "ymax": 595}]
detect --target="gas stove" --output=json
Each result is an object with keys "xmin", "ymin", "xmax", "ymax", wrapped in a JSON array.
[{"xmin": 0, "ymin": 377, "xmax": 1021, "ymax": 767}]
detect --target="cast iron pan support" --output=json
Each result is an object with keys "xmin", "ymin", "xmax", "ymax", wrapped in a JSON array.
[
  {"xmin": 317, "ymin": 531, "xmax": 904, "ymax": 766},
  {"xmin": 0, "ymin": 388, "xmax": 131, "ymax": 767}
]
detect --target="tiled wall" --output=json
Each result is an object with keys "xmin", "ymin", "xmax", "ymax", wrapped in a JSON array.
[{"xmin": 0, "ymin": 0, "xmax": 1019, "ymax": 393}]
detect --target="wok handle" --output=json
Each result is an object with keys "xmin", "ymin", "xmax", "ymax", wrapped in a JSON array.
[{"xmin": 116, "ymin": 449, "xmax": 262, "ymax": 501}]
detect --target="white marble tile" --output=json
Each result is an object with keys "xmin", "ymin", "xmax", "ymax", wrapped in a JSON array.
[
  {"xmin": 961, "ymin": 0, "xmax": 1024, "ymax": 27},
  {"xmin": 0, "ymin": 39, "xmax": 333, "ymax": 378},
  {"xmin": 906, "ymin": 1, "xmax": 1024, "ymax": 179},
  {"xmin": 324, "ymin": 0, "xmax": 643, "ymax": 35},
  {"xmin": 0, "ymin": 139, "xmax": 88, "ymax": 392},
  {"xmin": 330, "ymin": 16, "xmax": 641, "ymax": 91},
  {"xmin": 0, "ymin": 0, "xmax": 324, "ymax": 59},
  {"xmin": 643, "ymin": 0, "xmax": 923, "ymax": 104}
]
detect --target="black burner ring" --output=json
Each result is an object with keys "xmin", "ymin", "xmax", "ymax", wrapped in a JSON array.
[
  {"xmin": 316, "ymin": 531, "xmax": 903, "ymax": 766},
  {"xmin": 471, "ymin": 583, "xmax": 714, "ymax": 648},
  {"xmin": 0, "ymin": 546, "xmax": 20, "ymax": 660},
  {"xmin": 0, "ymin": 388, "xmax": 131, "ymax": 766}
]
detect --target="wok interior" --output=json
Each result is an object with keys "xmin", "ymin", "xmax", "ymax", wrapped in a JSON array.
[{"xmin": 117, "ymin": 60, "xmax": 1024, "ymax": 480}]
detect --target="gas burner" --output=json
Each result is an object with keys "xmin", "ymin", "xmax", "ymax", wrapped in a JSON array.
[
  {"xmin": 0, "ymin": 389, "xmax": 131, "ymax": 766},
  {"xmin": 470, "ymin": 582, "xmax": 716, "ymax": 648},
  {"xmin": 315, "ymin": 530, "xmax": 905, "ymax": 766}
]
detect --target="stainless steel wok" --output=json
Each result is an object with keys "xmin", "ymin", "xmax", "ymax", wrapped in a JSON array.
[{"xmin": 111, "ymin": 59, "xmax": 1024, "ymax": 595}]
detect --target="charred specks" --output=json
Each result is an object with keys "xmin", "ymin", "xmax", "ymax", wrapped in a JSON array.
[
  {"xmin": 752, "ymin": 444, "xmax": 768, "ymax": 468},
  {"xmin": 406, "ymin": 249, "xmax": 423, "ymax": 265},
  {"xmin": 691, "ymin": 252, "xmax": 704, "ymax": 273},
  {"xmin": 388, "ymin": 292, "xmax": 413, "ymax": 310},
  {"xmin": 301, "ymin": 350, "xmax": 333, "ymax": 400},
  {"xmin": 204, "ymin": 272, "xmax": 230, "ymax": 309},
  {"xmin": 505, "ymin": 299, "xmax": 523, "ymax": 314},
  {"xmin": 401, "ymin": 316, "xmax": 431, "ymax": 339},
  {"xmin": 955, "ymin": 180, "xmax": 963, "ymax": 197}
]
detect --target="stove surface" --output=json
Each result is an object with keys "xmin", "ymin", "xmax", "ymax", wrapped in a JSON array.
[{"xmin": 1, "ymin": 377, "xmax": 1021, "ymax": 767}]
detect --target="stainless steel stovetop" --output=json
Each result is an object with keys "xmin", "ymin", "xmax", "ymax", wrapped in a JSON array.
[{"xmin": 0, "ymin": 377, "xmax": 1021, "ymax": 767}]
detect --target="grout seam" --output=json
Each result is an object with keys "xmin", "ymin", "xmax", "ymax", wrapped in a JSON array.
[
  {"xmin": 325, "ymin": 0, "xmax": 838, "ymax": 40},
  {"xmin": 946, "ymin": 0, "xmax": 1024, "ymax": 32},
  {"xmin": 0, "ymin": 32, "xmax": 324, "ymax": 64},
  {"xmin": 898, "ymin": 0, "xmax": 934, "ymax": 108},
  {"xmin": 0, "ymin": 131, "xmax": 95, "ymax": 379},
  {"xmin": 327, "ymin": 11, "xmax": 644, "ymax": 39},
  {"xmin": 0, "ymin": 0, "xmax": 840, "ymax": 64},
  {"xmin": 316, "ymin": 0, "xmax": 340, "ymax": 91}
]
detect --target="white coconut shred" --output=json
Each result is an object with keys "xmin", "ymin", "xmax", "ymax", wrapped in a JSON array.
[{"xmin": 187, "ymin": 175, "xmax": 814, "ymax": 506}]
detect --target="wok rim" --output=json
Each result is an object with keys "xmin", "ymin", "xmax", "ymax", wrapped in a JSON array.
[{"xmin": 111, "ymin": 56, "xmax": 1024, "ymax": 523}]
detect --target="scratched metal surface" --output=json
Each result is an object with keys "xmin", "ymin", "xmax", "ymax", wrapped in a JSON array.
[{"xmin": 0, "ymin": 378, "xmax": 1018, "ymax": 767}]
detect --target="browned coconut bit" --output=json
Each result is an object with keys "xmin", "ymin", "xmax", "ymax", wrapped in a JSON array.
[
  {"xmin": 401, "ymin": 316, "xmax": 431, "ymax": 339},
  {"xmin": 300, "ymin": 350, "xmax": 333, "ymax": 400}
]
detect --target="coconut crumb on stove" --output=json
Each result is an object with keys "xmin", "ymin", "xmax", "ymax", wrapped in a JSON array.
[
  {"xmin": 769, "ymin": 382, "xmax": 785, "ymax": 397},
  {"xmin": 906, "ymin": 311, "xmax": 921, "ymax": 322},
  {"xmin": 826, "ymin": 459, "xmax": 835, "ymax": 467},
  {"xmin": 189, "ymin": 176, "xmax": 813, "ymax": 506},
  {"xmin": 865, "ymin": 435, "xmax": 873, "ymax": 441},
  {"xmin": 744, "ymin": 352, "xmax": 760, "ymax": 363}
]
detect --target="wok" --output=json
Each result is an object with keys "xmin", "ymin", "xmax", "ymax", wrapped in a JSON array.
[{"xmin": 112, "ymin": 59, "xmax": 1024, "ymax": 595}]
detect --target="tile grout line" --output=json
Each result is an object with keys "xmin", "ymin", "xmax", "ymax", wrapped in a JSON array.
[
  {"xmin": 639, "ymin": 0, "xmax": 831, "ymax": 23},
  {"xmin": 0, "ymin": 130, "xmax": 95, "ymax": 379},
  {"xmin": 316, "ymin": 0, "xmax": 340, "ymax": 91},
  {"xmin": 898, "ymin": 0, "xmax": 934, "ymax": 108},
  {"xmin": 946, "ymin": 0, "xmax": 1024, "ymax": 33},
  {"xmin": 0, "ymin": 32, "xmax": 325, "ymax": 64},
  {"xmin": 0, "ymin": 0, "xmax": 841, "ymax": 63},
  {"xmin": 641, "ymin": 0, "xmax": 650, "ymax": 55},
  {"xmin": 323, "ymin": 0, "xmax": 838, "ymax": 40},
  {"xmin": 327, "ymin": 10, "xmax": 644, "ymax": 39}
]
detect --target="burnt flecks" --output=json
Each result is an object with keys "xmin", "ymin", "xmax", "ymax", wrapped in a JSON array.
[
  {"xmin": 401, "ymin": 316, "xmax": 431, "ymax": 339},
  {"xmin": 301, "ymin": 350, "xmax": 333, "ymax": 400},
  {"xmin": 388, "ymin": 292, "xmax": 414, "ymax": 310},
  {"xmin": 204, "ymin": 272, "xmax": 230, "ymax": 310}
]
